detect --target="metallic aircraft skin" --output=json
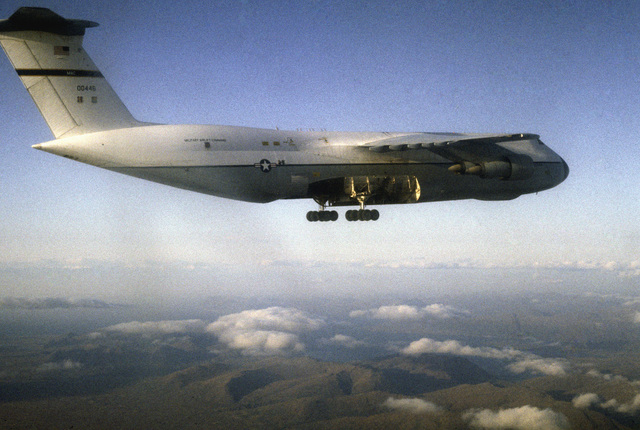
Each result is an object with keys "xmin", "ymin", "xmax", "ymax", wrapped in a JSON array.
[{"xmin": 1, "ymin": 8, "xmax": 569, "ymax": 221}]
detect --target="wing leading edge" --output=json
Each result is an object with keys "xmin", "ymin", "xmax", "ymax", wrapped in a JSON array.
[{"xmin": 360, "ymin": 133, "xmax": 539, "ymax": 160}]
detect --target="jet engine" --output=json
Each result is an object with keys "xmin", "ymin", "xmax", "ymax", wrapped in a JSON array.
[{"xmin": 448, "ymin": 154, "xmax": 534, "ymax": 180}]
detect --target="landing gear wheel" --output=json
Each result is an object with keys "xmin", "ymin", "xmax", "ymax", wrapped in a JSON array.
[
  {"xmin": 345, "ymin": 208, "xmax": 379, "ymax": 221},
  {"xmin": 307, "ymin": 210, "xmax": 338, "ymax": 222}
]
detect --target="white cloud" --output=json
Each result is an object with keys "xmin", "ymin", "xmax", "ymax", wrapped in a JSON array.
[
  {"xmin": 585, "ymin": 369, "xmax": 639, "ymax": 385},
  {"xmin": 86, "ymin": 332, "xmax": 104, "ymax": 339},
  {"xmin": 105, "ymin": 319, "xmax": 207, "ymax": 335},
  {"xmin": 0, "ymin": 297, "xmax": 115, "ymax": 310},
  {"xmin": 463, "ymin": 406, "xmax": 569, "ymax": 430},
  {"xmin": 423, "ymin": 303, "xmax": 470, "ymax": 319},
  {"xmin": 600, "ymin": 394, "xmax": 640, "ymax": 415},
  {"xmin": 37, "ymin": 359, "xmax": 82, "ymax": 372},
  {"xmin": 401, "ymin": 338, "xmax": 521, "ymax": 360},
  {"xmin": 207, "ymin": 307, "xmax": 324, "ymax": 333},
  {"xmin": 348, "ymin": 310, "xmax": 367, "ymax": 318},
  {"xmin": 586, "ymin": 369, "xmax": 622, "ymax": 381},
  {"xmin": 601, "ymin": 398, "xmax": 620, "ymax": 409},
  {"xmin": 633, "ymin": 311, "xmax": 640, "ymax": 324},
  {"xmin": 623, "ymin": 297, "xmax": 640, "ymax": 306},
  {"xmin": 620, "ymin": 260, "xmax": 640, "ymax": 278},
  {"xmin": 507, "ymin": 358, "xmax": 569, "ymax": 377},
  {"xmin": 217, "ymin": 329, "xmax": 304, "ymax": 355},
  {"xmin": 549, "ymin": 260, "xmax": 640, "ymax": 278},
  {"xmin": 99, "ymin": 308, "xmax": 325, "ymax": 356},
  {"xmin": 350, "ymin": 303, "xmax": 469, "ymax": 320},
  {"xmin": 402, "ymin": 338, "xmax": 569, "ymax": 377},
  {"xmin": 207, "ymin": 307, "xmax": 324, "ymax": 356},
  {"xmin": 571, "ymin": 391, "xmax": 640, "ymax": 416},
  {"xmin": 383, "ymin": 397, "xmax": 441, "ymax": 414},
  {"xmin": 350, "ymin": 305, "xmax": 422, "ymax": 320},
  {"xmin": 322, "ymin": 334, "xmax": 366, "ymax": 348},
  {"xmin": 355, "ymin": 258, "xmax": 640, "ymax": 278},
  {"xmin": 572, "ymin": 393, "xmax": 601, "ymax": 409}
]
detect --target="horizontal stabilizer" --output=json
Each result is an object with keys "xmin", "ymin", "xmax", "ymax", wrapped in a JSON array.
[{"xmin": 0, "ymin": 7, "xmax": 98, "ymax": 36}]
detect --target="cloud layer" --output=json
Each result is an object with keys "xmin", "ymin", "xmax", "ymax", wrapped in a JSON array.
[
  {"xmin": 572, "ymin": 393, "xmax": 601, "ymax": 409},
  {"xmin": 105, "ymin": 319, "xmax": 207, "ymax": 335},
  {"xmin": 402, "ymin": 338, "xmax": 568, "ymax": 377},
  {"xmin": 37, "ymin": 359, "xmax": 83, "ymax": 372},
  {"xmin": 383, "ymin": 397, "xmax": 441, "ymax": 414},
  {"xmin": 206, "ymin": 307, "xmax": 324, "ymax": 356},
  {"xmin": 350, "ymin": 303, "xmax": 469, "ymax": 320},
  {"xmin": 0, "ymin": 297, "xmax": 115, "ymax": 310},
  {"xmin": 573, "ymin": 392, "xmax": 640, "ymax": 415},
  {"xmin": 100, "ymin": 307, "xmax": 325, "ymax": 356},
  {"xmin": 507, "ymin": 358, "xmax": 568, "ymax": 377},
  {"xmin": 402, "ymin": 338, "xmax": 520, "ymax": 360},
  {"xmin": 463, "ymin": 406, "xmax": 569, "ymax": 430},
  {"xmin": 322, "ymin": 334, "xmax": 366, "ymax": 348}
]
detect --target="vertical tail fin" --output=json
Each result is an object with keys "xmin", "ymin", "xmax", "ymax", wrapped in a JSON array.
[{"xmin": 0, "ymin": 7, "xmax": 141, "ymax": 138}]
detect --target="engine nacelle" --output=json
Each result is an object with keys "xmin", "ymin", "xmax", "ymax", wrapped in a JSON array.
[
  {"xmin": 501, "ymin": 154, "xmax": 534, "ymax": 180},
  {"xmin": 449, "ymin": 155, "xmax": 534, "ymax": 180}
]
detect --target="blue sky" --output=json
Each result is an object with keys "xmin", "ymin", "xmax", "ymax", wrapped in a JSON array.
[{"xmin": 1, "ymin": 0, "xmax": 638, "ymax": 302}]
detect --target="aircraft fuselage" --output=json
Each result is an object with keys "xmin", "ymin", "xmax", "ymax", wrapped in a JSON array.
[{"xmin": 33, "ymin": 125, "xmax": 568, "ymax": 205}]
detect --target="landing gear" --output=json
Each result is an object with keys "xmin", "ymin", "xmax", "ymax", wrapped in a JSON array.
[
  {"xmin": 306, "ymin": 210, "xmax": 338, "ymax": 222},
  {"xmin": 307, "ymin": 184, "xmax": 381, "ymax": 222},
  {"xmin": 306, "ymin": 209, "xmax": 379, "ymax": 222},
  {"xmin": 343, "ymin": 188, "xmax": 380, "ymax": 221},
  {"xmin": 345, "ymin": 209, "xmax": 379, "ymax": 222},
  {"xmin": 307, "ymin": 197, "xmax": 339, "ymax": 222}
]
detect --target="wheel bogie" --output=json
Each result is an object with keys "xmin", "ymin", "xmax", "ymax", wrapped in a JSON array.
[
  {"xmin": 307, "ymin": 209, "xmax": 379, "ymax": 222},
  {"xmin": 344, "ymin": 209, "xmax": 380, "ymax": 222},
  {"xmin": 306, "ymin": 210, "xmax": 338, "ymax": 222}
]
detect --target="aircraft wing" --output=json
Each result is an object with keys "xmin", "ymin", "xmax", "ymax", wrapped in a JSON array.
[{"xmin": 360, "ymin": 133, "xmax": 539, "ymax": 164}]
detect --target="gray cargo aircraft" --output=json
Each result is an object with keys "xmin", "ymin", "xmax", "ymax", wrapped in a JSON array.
[{"xmin": 0, "ymin": 7, "xmax": 568, "ymax": 222}]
